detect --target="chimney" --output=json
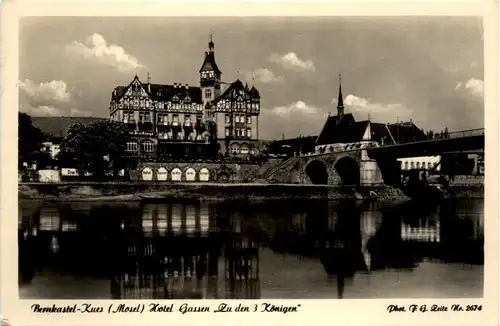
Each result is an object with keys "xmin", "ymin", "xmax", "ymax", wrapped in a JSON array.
[
  {"xmin": 173, "ymin": 83, "xmax": 177, "ymax": 89},
  {"xmin": 185, "ymin": 84, "xmax": 189, "ymax": 90}
]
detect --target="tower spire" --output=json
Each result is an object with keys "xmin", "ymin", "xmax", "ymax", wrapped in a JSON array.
[
  {"xmin": 337, "ymin": 73, "xmax": 344, "ymax": 117},
  {"xmin": 208, "ymin": 33, "xmax": 214, "ymax": 52}
]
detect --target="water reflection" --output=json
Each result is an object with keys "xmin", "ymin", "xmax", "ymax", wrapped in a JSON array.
[{"xmin": 18, "ymin": 198, "xmax": 484, "ymax": 299}]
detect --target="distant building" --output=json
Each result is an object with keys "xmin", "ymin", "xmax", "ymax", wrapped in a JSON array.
[
  {"xmin": 108, "ymin": 36, "xmax": 261, "ymax": 160},
  {"xmin": 313, "ymin": 76, "xmax": 427, "ymax": 154},
  {"xmin": 398, "ymin": 156, "xmax": 441, "ymax": 172}
]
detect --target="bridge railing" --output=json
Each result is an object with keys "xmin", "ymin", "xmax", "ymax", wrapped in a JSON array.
[
  {"xmin": 374, "ymin": 128, "xmax": 485, "ymax": 148},
  {"xmin": 446, "ymin": 128, "xmax": 485, "ymax": 139}
]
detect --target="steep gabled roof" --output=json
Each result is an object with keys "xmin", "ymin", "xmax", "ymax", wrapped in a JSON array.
[
  {"xmin": 370, "ymin": 122, "xmax": 395, "ymax": 144},
  {"xmin": 111, "ymin": 76, "xmax": 203, "ymax": 104},
  {"xmin": 387, "ymin": 122, "xmax": 427, "ymax": 144},
  {"xmin": 249, "ymin": 86, "xmax": 260, "ymax": 98},
  {"xmin": 199, "ymin": 51, "xmax": 222, "ymax": 75},
  {"xmin": 315, "ymin": 113, "xmax": 356, "ymax": 145},
  {"xmin": 148, "ymin": 84, "xmax": 202, "ymax": 103},
  {"xmin": 111, "ymin": 86, "xmax": 126, "ymax": 102},
  {"xmin": 212, "ymin": 79, "xmax": 248, "ymax": 104}
]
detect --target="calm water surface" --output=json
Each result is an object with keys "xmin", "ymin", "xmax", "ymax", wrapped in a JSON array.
[{"xmin": 18, "ymin": 198, "xmax": 484, "ymax": 299}]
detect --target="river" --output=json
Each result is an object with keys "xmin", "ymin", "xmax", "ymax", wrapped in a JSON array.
[{"xmin": 18, "ymin": 198, "xmax": 484, "ymax": 299}]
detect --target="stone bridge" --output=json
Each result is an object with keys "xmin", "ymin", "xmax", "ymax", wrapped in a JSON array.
[{"xmin": 266, "ymin": 149, "xmax": 385, "ymax": 186}]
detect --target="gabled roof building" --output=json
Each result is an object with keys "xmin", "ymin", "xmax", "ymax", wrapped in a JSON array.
[
  {"xmin": 314, "ymin": 76, "xmax": 426, "ymax": 155},
  {"xmin": 108, "ymin": 35, "xmax": 261, "ymax": 160}
]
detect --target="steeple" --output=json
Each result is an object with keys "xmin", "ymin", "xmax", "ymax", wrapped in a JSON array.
[
  {"xmin": 199, "ymin": 33, "xmax": 222, "ymax": 80},
  {"xmin": 208, "ymin": 33, "xmax": 214, "ymax": 53},
  {"xmin": 337, "ymin": 74, "xmax": 344, "ymax": 117}
]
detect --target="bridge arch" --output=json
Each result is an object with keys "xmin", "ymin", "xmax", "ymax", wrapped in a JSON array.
[
  {"xmin": 334, "ymin": 156, "xmax": 360, "ymax": 186},
  {"xmin": 305, "ymin": 160, "xmax": 329, "ymax": 185}
]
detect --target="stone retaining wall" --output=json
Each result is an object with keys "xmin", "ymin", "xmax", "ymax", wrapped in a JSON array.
[{"xmin": 132, "ymin": 162, "xmax": 262, "ymax": 183}]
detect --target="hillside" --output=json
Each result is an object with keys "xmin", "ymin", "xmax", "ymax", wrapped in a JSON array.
[{"xmin": 30, "ymin": 116, "xmax": 108, "ymax": 139}]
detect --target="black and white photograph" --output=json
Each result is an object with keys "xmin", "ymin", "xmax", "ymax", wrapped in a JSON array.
[{"xmin": 14, "ymin": 14, "xmax": 488, "ymax": 303}]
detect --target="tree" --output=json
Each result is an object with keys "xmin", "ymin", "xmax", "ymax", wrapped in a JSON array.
[
  {"xmin": 58, "ymin": 121, "xmax": 131, "ymax": 179},
  {"xmin": 18, "ymin": 112, "xmax": 45, "ymax": 169},
  {"xmin": 444, "ymin": 127, "xmax": 449, "ymax": 138}
]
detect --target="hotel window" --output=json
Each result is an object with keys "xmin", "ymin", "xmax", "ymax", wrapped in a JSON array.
[
  {"xmin": 142, "ymin": 141, "xmax": 154, "ymax": 153},
  {"xmin": 172, "ymin": 114, "xmax": 179, "ymax": 124},
  {"xmin": 225, "ymin": 114, "xmax": 231, "ymax": 124},
  {"xmin": 416, "ymin": 162, "xmax": 421, "ymax": 169},
  {"xmin": 124, "ymin": 111, "xmax": 134, "ymax": 121},
  {"xmin": 145, "ymin": 100, "xmax": 150, "ymax": 108},
  {"xmin": 410, "ymin": 162, "xmax": 415, "ymax": 169},
  {"xmin": 405, "ymin": 162, "xmax": 409, "ymax": 170},
  {"xmin": 205, "ymin": 89, "xmax": 212, "ymax": 99},
  {"xmin": 247, "ymin": 116, "xmax": 252, "ymax": 124},
  {"xmin": 247, "ymin": 128, "xmax": 252, "ymax": 138},
  {"xmin": 126, "ymin": 142, "xmax": 138, "ymax": 152},
  {"xmin": 225, "ymin": 128, "xmax": 230, "ymax": 137},
  {"xmin": 159, "ymin": 102, "xmax": 164, "ymax": 109}
]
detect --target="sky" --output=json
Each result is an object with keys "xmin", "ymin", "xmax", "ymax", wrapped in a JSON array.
[{"xmin": 19, "ymin": 16, "xmax": 484, "ymax": 140}]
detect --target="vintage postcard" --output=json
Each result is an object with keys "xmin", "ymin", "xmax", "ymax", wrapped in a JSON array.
[{"xmin": 1, "ymin": 1, "xmax": 498, "ymax": 326}]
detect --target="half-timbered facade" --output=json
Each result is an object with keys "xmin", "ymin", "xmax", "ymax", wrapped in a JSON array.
[
  {"xmin": 108, "ymin": 36, "xmax": 261, "ymax": 160},
  {"xmin": 208, "ymin": 80, "xmax": 260, "ymax": 156}
]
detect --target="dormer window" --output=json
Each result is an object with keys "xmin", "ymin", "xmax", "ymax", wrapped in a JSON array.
[
  {"xmin": 172, "ymin": 95, "xmax": 179, "ymax": 102},
  {"xmin": 185, "ymin": 95, "xmax": 191, "ymax": 103}
]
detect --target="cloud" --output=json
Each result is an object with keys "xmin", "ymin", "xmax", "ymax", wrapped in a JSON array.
[
  {"xmin": 259, "ymin": 101, "xmax": 326, "ymax": 139},
  {"xmin": 455, "ymin": 78, "xmax": 484, "ymax": 98},
  {"xmin": 65, "ymin": 33, "xmax": 144, "ymax": 72},
  {"xmin": 271, "ymin": 101, "xmax": 320, "ymax": 116},
  {"xmin": 343, "ymin": 94, "xmax": 414, "ymax": 121},
  {"xmin": 269, "ymin": 52, "xmax": 315, "ymax": 71},
  {"xmin": 243, "ymin": 68, "xmax": 284, "ymax": 84},
  {"xmin": 19, "ymin": 79, "xmax": 89, "ymax": 117},
  {"xmin": 19, "ymin": 79, "xmax": 71, "ymax": 103}
]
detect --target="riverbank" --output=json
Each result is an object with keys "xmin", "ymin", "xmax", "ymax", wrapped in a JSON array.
[
  {"xmin": 19, "ymin": 182, "xmax": 411, "ymax": 202},
  {"xmin": 18, "ymin": 182, "xmax": 483, "ymax": 202}
]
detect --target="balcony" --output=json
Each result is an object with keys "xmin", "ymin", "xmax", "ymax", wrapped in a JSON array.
[
  {"xmin": 157, "ymin": 120, "xmax": 170, "ymax": 126},
  {"xmin": 171, "ymin": 121, "xmax": 180, "ymax": 127},
  {"xmin": 158, "ymin": 133, "xmax": 173, "ymax": 140},
  {"xmin": 123, "ymin": 119, "xmax": 136, "ymax": 124}
]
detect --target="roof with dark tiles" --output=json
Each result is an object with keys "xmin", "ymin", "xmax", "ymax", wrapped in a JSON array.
[
  {"xmin": 111, "ymin": 82, "xmax": 203, "ymax": 104},
  {"xmin": 199, "ymin": 51, "xmax": 222, "ymax": 75}
]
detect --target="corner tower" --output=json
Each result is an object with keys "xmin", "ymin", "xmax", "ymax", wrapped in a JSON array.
[{"xmin": 199, "ymin": 34, "xmax": 222, "ymax": 105}]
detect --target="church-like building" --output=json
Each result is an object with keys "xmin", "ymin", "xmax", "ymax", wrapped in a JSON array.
[{"xmin": 109, "ymin": 36, "xmax": 261, "ymax": 161}]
